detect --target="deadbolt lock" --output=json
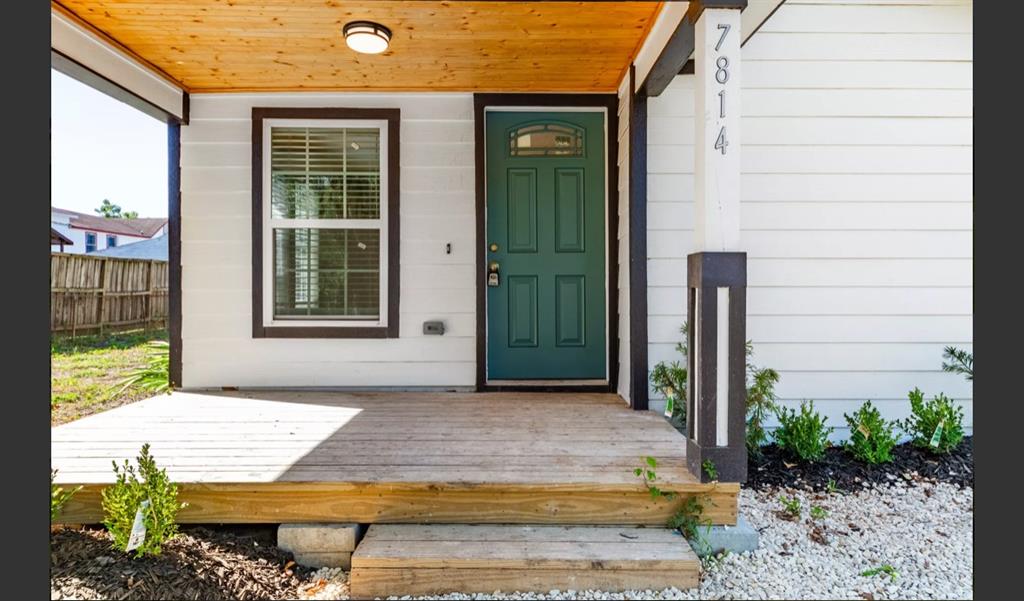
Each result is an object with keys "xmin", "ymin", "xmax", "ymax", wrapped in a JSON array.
[{"xmin": 489, "ymin": 243, "xmax": 498, "ymax": 252}]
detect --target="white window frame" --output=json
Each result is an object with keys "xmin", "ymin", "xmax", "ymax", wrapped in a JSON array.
[{"xmin": 261, "ymin": 118, "xmax": 390, "ymax": 329}]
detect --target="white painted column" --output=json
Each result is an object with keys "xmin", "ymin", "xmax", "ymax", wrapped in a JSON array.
[
  {"xmin": 694, "ymin": 7, "xmax": 742, "ymax": 252},
  {"xmin": 686, "ymin": 5, "xmax": 747, "ymax": 482}
]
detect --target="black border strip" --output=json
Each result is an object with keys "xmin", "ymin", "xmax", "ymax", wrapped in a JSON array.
[
  {"xmin": 473, "ymin": 93, "xmax": 619, "ymax": 393},
  {"xmin": 250, "ymin": 107, "xmax": 401, "ymax": 339},
  {"xmin": 628, "ymin": 66, "xmax": 650, "ymax": 411}
]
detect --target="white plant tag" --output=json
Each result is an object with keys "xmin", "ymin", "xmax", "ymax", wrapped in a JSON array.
[
  {"xmin": 125, "ymin": 499, "xmax": 151, "ymax": 552},
  {"xmin": 929, "ymin": 419, "xmax": 945, "ymax": 449},
  {"xmin": 357, "ymin": 242, "xmax": 367, "ymax": 250}
]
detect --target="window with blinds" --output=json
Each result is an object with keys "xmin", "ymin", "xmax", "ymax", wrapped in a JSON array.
[{"xmin": 266, "ymin": 123, "xmax": 386, "ymax": 322}]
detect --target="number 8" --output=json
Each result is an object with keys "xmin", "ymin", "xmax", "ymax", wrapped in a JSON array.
[{"xmin": 715, "ymin": 57, "xmax": 730, "ymax": 84}]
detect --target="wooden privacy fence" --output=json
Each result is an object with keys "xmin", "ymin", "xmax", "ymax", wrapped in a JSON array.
[{"xmin": 51, "ymin": 253, "xmax": 169, "ymax": 335}]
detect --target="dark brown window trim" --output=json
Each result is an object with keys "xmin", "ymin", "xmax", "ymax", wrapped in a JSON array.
[
  {"xmin": 251, "ymin": 107, "xmax": 401, "ymax": 339},
  {"xmin": 473, "ymin": 93, "xmax": 619, "ymax": 393}
]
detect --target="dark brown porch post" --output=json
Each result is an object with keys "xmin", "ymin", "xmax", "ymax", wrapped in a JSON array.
[{"xmin": 686, "ymin": 252, "xmax": 747, "ymax": 483}]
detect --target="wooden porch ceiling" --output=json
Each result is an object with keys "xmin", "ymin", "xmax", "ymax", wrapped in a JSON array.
[{"xmin": 53, "ymin": 1, "xmax": 665, "ymax": 93}]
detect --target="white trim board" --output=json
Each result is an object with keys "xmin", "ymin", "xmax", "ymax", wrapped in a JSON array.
[{"xmin": 51, "ymin": 7, "xmax": 184, "ymax": 120}]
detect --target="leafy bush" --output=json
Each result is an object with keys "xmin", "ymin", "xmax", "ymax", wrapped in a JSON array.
[
  {"xmin": 102, "ymin": 444, "xmax": 185, "ymax": 557},
  {"xmin": 902, "ymin": 388, "xmax": 964, "ymax": 454},
  {"xmin": 843, "ymin": 400, "xmax": 899, "ymax": 465},
  {"xmin": 114, "ymin": 340, "xmax": 170, "ymax": 396},
  {"xmin": 941, "ymin": 346, "xmax": 973, "ymax": 382},
  {"xmin": 773, "ymin": 401, "xmax": 832, "ymax": 462},
  {"xmin": 51, "ymin": 469, "xmax": 82, "ymax": 523}
]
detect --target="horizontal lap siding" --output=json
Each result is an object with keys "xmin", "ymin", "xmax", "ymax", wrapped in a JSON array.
[
  {"xmin": 646, "ymin": 0, "xmax": 972, "ymax": 438},
  {"xmin": 181, "ymin": 93, "xmax": 476, "ymax": 388}
]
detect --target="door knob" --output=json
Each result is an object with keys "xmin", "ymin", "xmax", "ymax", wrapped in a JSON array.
[{"xmin": 489, "ymin": 261, "xmax": 500, "ymax": 273}]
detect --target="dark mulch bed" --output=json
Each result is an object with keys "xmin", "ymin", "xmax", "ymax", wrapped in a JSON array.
[
  {"xmin": 50, "ymin": 525, "xmax": 312, "ymax": 600},
  {"xmin": 746, "ymin": 436, "xmax": 973, "ymax": 492}
]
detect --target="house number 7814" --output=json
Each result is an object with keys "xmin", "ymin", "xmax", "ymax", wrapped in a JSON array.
[{"xmin": 714, "ymin": 23, "xmax": 730, "ymax": 155}]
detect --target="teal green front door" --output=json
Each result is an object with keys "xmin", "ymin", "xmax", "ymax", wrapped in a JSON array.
[{"xmin": 485, "ymin": 111, "xmax": 606, "ymax": 380}]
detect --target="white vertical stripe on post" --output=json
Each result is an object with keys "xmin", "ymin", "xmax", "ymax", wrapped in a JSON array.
[
  {"xmin": 716, "ymin": 287, "xmax": 730, "ymax": 446},
  {"xmin": 692, "ymin": 292, "xmax": 701, "ymax": 444}
]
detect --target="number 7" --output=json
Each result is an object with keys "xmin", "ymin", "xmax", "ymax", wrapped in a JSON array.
[{"xmin": 715, "ymin": 24, "xmax": 731, "ymax": 52}]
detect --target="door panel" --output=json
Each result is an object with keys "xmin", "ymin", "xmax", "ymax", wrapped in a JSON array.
[{"xmin": 485, "ymin": 111, "xmax": 606, "ymax": 380}]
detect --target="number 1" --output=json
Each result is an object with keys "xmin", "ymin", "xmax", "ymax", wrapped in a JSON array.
[{"xmin": 718, "ymin": 90, "xmax": 725, "ymax": 118}]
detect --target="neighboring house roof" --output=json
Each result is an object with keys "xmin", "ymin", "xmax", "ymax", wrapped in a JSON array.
[
  {"xmin": 50, "ymin": 227, "xmax": 73, "ymax": 246},
  {"xmin": 52, "ymin": 207, "xmax": 168, "ymax": 238},
  {"xmin": 91, "ymin": 234, "xmax": 168, "ymax": 261}
]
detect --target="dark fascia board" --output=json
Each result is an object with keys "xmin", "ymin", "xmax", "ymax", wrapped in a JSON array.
[
  {"xmin": 641, "ymin": 1, "xmax": 748, "ymax": 97},
  {"xmin": 51, "ymin": 49, "xmax": 188, "ymax": 125},
  {"xmin": 250, "ymin": 107, "xmax": 401, "ymax": 339}
]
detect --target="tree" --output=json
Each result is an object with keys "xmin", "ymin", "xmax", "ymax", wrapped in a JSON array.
[{"xmin": 95, "ymin": 199, "xmax": 138, "ymax": 219}]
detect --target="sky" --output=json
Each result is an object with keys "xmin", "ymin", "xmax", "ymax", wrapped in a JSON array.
[{"xmin": 50, "ymin": 69, "xmax": 168, "ymax": 218}]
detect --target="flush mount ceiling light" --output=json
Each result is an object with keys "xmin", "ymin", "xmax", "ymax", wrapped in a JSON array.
[{"xmin": 343, "ymin": 21, "xmax": 392, "ymax": 54}]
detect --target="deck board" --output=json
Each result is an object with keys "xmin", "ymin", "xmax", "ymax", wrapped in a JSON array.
[{"xmin": 51, "ymin": 391, "xmax": 738, "ymax": 525}]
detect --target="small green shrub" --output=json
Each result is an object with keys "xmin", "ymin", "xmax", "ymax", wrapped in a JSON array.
[
  {"xmin": 51, "ymin": 470, "xmax": 82, "ymax": 523},
  {"xmin": 746, "ymin": 365, "xmax": 780, "ymax": 456},
  {"xmin": 701, "ymin": 459, "xmax": 718, "ymax": 481},
  {"xmin": 114, "ymin": 340, "xmax": 171, "ymax": 396},
  {"xmin": 843, "ymin": 401, "xmax": 899, "ymax": 465},
  {"xmin": 650, "ymin": 360, "xmax": 687, "ymax": 428},
  {"xmin": 902, "ymin": 388, "xmax": 964, "ymax": 454},
  {"xmin": 773, "ymin": 401, "xmax": 833, "ymax": 462},
  {"xmin": 102, "ymin": 444, "xmax": 185, "ymax": 557},
  {"xmin": 778, "ymin": 495, "xmax": 801, "ymax": 519},
  {"xmin": 941, "ymin": 346, "xmax": 973, "ymax": 382},
  {"xmin": 809, "ymin": 505, "xmax": 828, "ymax": 520}
]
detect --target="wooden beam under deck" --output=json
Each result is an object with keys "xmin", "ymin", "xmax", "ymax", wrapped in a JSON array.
[{"xmin": 52, "ymin": 391, "xmax": 738, "ymax": 525}]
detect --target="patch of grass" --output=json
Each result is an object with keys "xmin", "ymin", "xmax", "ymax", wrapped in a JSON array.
[
  {"xmin": 51, "ymin": 329, "xmax": 168, "ymax": 425},
  {"xmin": 862, "ymin": 564, "xmax": 898, "ymax": 581},
  {"xmin": 809, "ymin": 505, "xmax": 828, "ymax": 520}
]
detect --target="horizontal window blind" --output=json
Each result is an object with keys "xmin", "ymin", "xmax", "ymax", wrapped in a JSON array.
[{"xmin": 269, "ymin": 125, "xmax": 383, "ymax": 320}]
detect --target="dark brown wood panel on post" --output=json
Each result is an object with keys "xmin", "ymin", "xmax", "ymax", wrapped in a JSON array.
[{"xmin": 685, "ymin": 252, "xmax": 747, "ymax": 483}]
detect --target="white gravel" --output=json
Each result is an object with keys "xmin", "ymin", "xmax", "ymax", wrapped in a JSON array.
[{"xmin": 296, "ymin": 482, "xmax": 973, "ymax": 600}]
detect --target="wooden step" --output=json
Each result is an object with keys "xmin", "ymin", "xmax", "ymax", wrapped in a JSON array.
[{"xmin": 350, "ymin": 524, "xmax": 700, "ymax": 598}]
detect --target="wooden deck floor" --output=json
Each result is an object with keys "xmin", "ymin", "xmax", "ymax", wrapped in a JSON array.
[{"xmin": 51, "ymin": 391, "xmax": 738, "ymax": 525}]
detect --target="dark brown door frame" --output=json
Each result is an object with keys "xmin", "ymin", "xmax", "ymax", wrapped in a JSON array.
[{"xmin": 473, "ymin": 93, "xmax": 619, "ymax": 393}]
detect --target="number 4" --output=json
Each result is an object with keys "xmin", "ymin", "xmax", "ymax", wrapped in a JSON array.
[{"xmin": 715, "ymin": 127, "xmax": 729, "ymax": 155}]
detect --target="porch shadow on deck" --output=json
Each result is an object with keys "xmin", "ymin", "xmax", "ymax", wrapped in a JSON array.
[{"xmin": 51, "ymin": 391, "xmax": 738, "ymax": 525}]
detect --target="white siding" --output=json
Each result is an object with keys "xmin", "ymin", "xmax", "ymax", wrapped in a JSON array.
[
  {"xmin": 180, "ymin": 92, "xmax": 476, "ymax": 388},
  {"xmin": 646, "ymin": 0, "xmax": 972, "ymax": 437},
  {"xmin": 616, "ymin": 76, "xmax": 632, "ymax": 402}
]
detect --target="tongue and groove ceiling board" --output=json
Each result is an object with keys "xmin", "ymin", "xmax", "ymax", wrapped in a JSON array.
[{"xmin": 52, "ymin": 1, "xmax": 664, "ymax": 93}]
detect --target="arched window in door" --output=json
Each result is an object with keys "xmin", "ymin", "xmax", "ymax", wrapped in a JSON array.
[{"xmin": 507, "ymin": 121, "xmax": 585, "ymax": 157}]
